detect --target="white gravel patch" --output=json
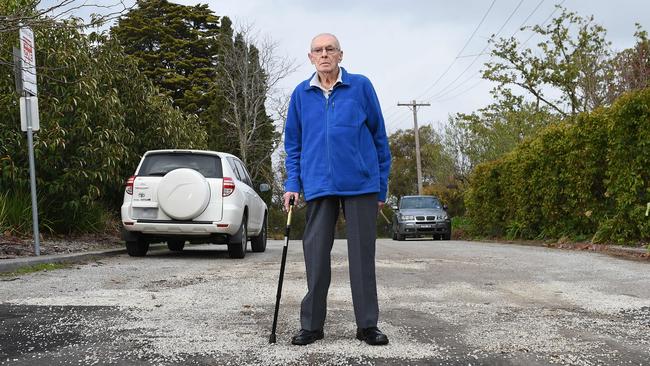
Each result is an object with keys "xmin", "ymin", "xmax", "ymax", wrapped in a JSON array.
[{"xmin": 8, "ymin": 261, "xmax": 445, "ymax": 365}]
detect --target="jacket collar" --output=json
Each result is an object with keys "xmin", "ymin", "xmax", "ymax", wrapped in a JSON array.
[{"xmin": 304, "ymin": 67, "xmax": 350, "ymax": 90}]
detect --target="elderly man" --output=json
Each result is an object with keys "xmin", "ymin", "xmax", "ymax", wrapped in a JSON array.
[{"xmin": 283, "ymin": 33, "xmax": 391, "ymax": 346}]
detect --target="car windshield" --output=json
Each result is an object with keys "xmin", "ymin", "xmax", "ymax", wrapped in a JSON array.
[
  {"xmin": 138, "ymin": 153, "xmax": 223, "ymax": 178},
  {"xmin": 400, "ymin": 197, "xmax": 441, "ymax": 210}
]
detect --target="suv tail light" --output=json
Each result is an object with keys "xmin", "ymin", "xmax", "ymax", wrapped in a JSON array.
[
  {"xmin": 222, "ymin": 177, "xmax": 235, "ymax": 197},
  {"xmin": 125, "ymin": 175, "xmax": 135, "ymax": 195}
]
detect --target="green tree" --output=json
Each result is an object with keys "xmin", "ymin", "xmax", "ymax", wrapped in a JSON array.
[
  {"xmin": 608, "ymin": 25, "xmax": 650, "ymax": 98},
  {"xmin": 484, "ymin": 6, "xmax": 612, "ymax": 117},
  {"xmin": 444, "ymin": 98, "xmax": 557, "ymax": 181},
  {"xmin": 111, "ymin": 0, "xmax": 230, "ymax": 123},
  {"xmin": 388, "ymin": 125, "xmax": 456, "ymax": 201},
  {"xmin": 112, "ymin": 1, "xmax": 293, "ymax": 192},
  {"xmin": 0, "ymin": 18, "xmax": 206, "ymax": 233}
]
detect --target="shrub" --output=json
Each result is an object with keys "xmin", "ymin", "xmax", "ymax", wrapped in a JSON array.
[
  {"xmin": 0, "ymin": 20, "xmax": 206, "ymax": 233},
  {"xmin": 465, "ymin": 88, "xmax": 650, "ymax": 244}
]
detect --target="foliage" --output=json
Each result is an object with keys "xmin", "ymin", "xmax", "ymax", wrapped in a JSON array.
[
  {"xmin": 215, "ymin": 31, "xmax": 274, "ymax": 184},
  {"xmin": 0, "ymin": 190, "xmax": 54, "ymax": 236},
  {"xmin": 113, "ymin": 2, "xmax": 287, "ymax": 196},
  {"xmin": 267, "ymin": 205, "xmax": 305, "ymax": 240},
  {"xmin": 388, "ymin": 125, "xmax": 456, "ymax": 201},
  {"xmin": 484, "ymin": 6, "xmax": 613, "ymax": 116},
  {"xmin": 451, "ymin": 216, "xmax": 472, "ymax": 240},
  {"xmin": 596, "ymin": 88, "xmax": 650, "ymax": 243},
  {"xmin": 111, "ymin": 0, "xmax": 227, "ymax": 119},
  {"xmin": 465, "ymin": 88, "xmax": 650, "ymax": 244},
  {"xmin": 449, "ymin": 10, "xmax": 649, "ymax": 242},
  {"xmin": 609, "ymin": 25, "xmax": 650, "ymax": 97},
  {"xmin": 112, "ymin": 0, "xmax": 239, "ymax": 179},
  {"xmin": 444, "ymin": 99, "xmax": 558, "ymax": 181},
  {"xmin": 0, "ymin": 18, "xmax": 205, "ymax": 233},
  {"xmin": 1, "ymin": 1, "xmax": 130, "ymax": 34},
  {"xmin": 422, "ymin": 182, "xmax": 465, "ymax": 217}
]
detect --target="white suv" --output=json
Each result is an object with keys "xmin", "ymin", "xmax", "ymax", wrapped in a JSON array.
[{"xmin": 120, "ymin": 150, "xmax": 269, "ymax": 258}]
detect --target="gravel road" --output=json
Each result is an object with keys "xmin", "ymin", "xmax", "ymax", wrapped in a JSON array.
[{"xmin": 1, "ymin": 239, "xmax": 649, "ymax": 365}]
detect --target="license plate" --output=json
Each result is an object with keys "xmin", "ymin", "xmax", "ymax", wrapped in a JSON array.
[
  {"xmin": 133, "ymin": 207, "xmax": 157, "ymax": 219},
  {"xmin": 420, "ymin": 224, "xmax": 433, "ymax": 228}
]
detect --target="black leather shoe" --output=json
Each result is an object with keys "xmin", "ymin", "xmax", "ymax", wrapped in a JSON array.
[
  {"xmin": 291, "ymin": 329, "xmax": 324, "ymax": 345},
  {"xmin": 356, "ymin": 327, "xmax": 389, "ymax": 345}
]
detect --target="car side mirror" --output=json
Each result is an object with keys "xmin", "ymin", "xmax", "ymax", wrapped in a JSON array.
[
  {"xmin": 259, "ymin": 183, "xmax": 270, "ymax": 192},
  {"xmin": 391, "ymin": 205, "xmax": 398, "ymax": 211},
  {"xmin": 443, "ymin": 204, "xmax": 448, "ymax": 211}
]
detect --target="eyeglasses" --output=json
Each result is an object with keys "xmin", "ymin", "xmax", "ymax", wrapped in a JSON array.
[{"xmin": 311, "ymin": 46, "xmax": 339, "ymax": 55}]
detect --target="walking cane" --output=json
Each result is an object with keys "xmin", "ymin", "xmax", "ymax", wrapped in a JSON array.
[{"xmin": 269, "ymin": 195, "xmax": 295, "ymax": 344}]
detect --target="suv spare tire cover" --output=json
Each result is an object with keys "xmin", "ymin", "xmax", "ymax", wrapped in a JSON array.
[{"xmin": 157, "ymin": 168, "xmax": 210, "ymax": 220}]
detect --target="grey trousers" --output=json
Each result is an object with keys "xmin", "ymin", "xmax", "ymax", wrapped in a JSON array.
[{"xmin": 300, "ymin": 193, "xmax": 379, "ymax": 331}]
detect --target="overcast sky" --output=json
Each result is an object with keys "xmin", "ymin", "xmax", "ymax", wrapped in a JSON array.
[
  {"xmin": 46, "ymin": 0, "xmax": 650, "ymax": 134},
  {"xmin": 167, "ymin": 0, "xmax": 649, "ymax": 134}
]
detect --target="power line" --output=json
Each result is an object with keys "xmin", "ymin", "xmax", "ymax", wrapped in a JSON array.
[
  {"xmin": 429, "ymin": 0, "xmax": 545, "ymax": 103},
  {"xmin": 431, "ymin": 0, "xmax": 563, "ymax": 105},
  {"xmin": 519, "ymin": 0, "xmax": 566, "ymax": 49},
  {"xmin": 437, "ymin": 78, "xmax": 486, "ymax": 103},
  {"xmin": 382, "ymin": 106, "xmax": 408, "ymax": 123},
  {"xmin": 387, "ymin": 0, "xmax": 554, "ymax": 131},
  {"xmin": 427, "ymin": 0, "xmax": 525, "ymax": 101},
  {"xmin": 511, "ymin": 0, "xmax": 546, "ymax": 38},
  {"xmin": 413, "ymin": 0, "xmax": 497, "ymax": 101},
  {"xmin": 433, "ymin": 70, "xmax": 482, "ymax": 99},
  {"xmin": 383, "ymin": 109, "xmax": 412, "ymax": 131}
]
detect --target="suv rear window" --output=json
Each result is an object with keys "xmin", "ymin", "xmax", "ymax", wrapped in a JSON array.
[{"xmin": 138, "ymin": 153, "xmax": 223, "ymax": 178}]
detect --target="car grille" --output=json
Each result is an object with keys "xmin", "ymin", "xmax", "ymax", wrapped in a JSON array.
[{"xmin": 416, "ymin": 215, "xmax": 445, "ymax": 221}]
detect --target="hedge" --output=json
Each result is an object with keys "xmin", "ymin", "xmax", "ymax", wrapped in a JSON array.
[{"xmin": 465, "ymin": 88, "xmax": 650, "ymax": 244}]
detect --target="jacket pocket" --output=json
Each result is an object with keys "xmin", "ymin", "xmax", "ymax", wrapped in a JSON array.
[
  {"xmin": 331, "ymin": 99, "xmax": 364, "ymax": 127},
  {"xmin": 329, "ymin": 128, "xmax": 370, "ymax": 191}
]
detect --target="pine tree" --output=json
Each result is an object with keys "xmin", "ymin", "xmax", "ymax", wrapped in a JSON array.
[{"xmin": 112, "ymin": 0, "xmax": 230, "ymax": 121}]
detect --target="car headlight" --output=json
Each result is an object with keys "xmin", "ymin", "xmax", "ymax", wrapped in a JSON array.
[
  {"xmin": 401, "ymin": 215, "xmax": 415, "ymax": 221},
  {"xmin": 443, "ymin": 215, "xmax": 449, "ymax": 220}
]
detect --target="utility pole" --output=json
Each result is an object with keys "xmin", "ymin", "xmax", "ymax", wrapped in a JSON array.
[{"xmin": 397, "ymin": 100, "xmax": 430, "ymax": 195}]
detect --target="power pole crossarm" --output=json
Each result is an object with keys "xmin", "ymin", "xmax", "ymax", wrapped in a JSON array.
[{"xmin": 397, "ymin": 100, "xmax": 430, "ymax": 195}]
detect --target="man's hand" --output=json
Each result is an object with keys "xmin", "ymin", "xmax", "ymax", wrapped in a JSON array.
[
  {"xmin": 283, "ymin": 192, "xmax": 300, "ymax": 212},
  {"xmin": 378, "ymin": 201, "xmax": 385, "ymax": 210}
]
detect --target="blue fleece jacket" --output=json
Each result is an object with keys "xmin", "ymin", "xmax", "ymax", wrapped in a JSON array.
[{"xmin": 284, "ymin": 67, "xmax": 391, "ymax": 202}]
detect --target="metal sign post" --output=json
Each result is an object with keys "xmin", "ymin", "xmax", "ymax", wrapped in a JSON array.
[
  {"xmin": 18, "ymin": 25, "xmax": 41, "ymax": 256},
  {"xmin": 24, "ymin": 95, "xmax": 40, "ymax": 255}
]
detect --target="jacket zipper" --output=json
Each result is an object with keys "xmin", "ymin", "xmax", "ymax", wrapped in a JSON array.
[
  {"xmin": 326, "ymin": 94, "xmax": 331, "ymax": 181},
  {"xmin": 325, "ymin": 85, "xmax": 340, "ymax": 187}
]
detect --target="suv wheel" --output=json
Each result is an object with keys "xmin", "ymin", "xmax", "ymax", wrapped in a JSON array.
[
  {"xmin": 251, "ymin": 214, "xmax": 267, "ymax": 253},
  {"xmin": 228, "ymin": 216, "xmax": 247, "ymax": 259},
  {"xmin": 167, "ymin": 240, "xmax": 185, "ymax": 252},
  {"xmin": 126, "ymin": 240, "xmax": 149, "ymax": 257},
  {"xmin": 396, "ymin": 233, "xmax": 405, "ymax": 241}
]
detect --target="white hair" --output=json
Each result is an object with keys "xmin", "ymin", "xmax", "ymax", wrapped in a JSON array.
[{"xmin": 311, "ymin": 33, "xmax": 341, "ymax": 50}]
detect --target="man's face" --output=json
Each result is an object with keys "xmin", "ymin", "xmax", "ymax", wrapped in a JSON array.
[{"xmin": 308, "ymin": 35, "xmax": 343, "ymax": 74}]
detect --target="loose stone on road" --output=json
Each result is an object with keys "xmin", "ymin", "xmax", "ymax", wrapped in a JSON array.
[{"xmin": 1, "ymin": 239, "xmax": 648, "ymax": 365}]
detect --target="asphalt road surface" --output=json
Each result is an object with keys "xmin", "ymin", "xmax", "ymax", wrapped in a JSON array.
[{"xmin": 1, "ymin": 239, "xmax": 649, "ymax": 365}]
